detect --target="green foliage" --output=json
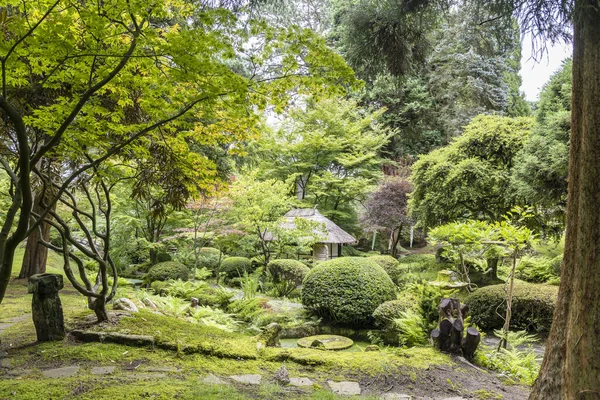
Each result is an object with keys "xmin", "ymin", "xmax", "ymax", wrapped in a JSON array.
[
  {"xmin": 146, "ymin": 262, "xmax": 190, "ymax": 283},
  {"xmin": 475, "ymin": 330, "xmax": 541, "ymax": 386},
  {"xmin": 369, "ymin": 255, "xmax": 402, "ymax": 285},
  {"xmin": 221, "ymin": 257, "xmax": 253, "ymax": 279},
  {"xmin": 197, "ymin": 247, "xmax": 224, "ymax": 271},
  {"xmin": 407, "ymin": 282, "xmax": 458, "ymax": 328},
  {"xmin": 372, "ymin": 298, "xmax": 417, "ymax": 329},
  {"xmin": 410, "ymin": 115, "xmax": 534, "ymax": 228},
  {"xmin": 256, "ymin": 97, "xmax": 390, "ymax": 231},
  {"xmin": 301, "ymin": 257, "xmax": 396, "ymax": 327},
  {"xmin": 466, "ymin": 282, "xmax": 558, "ymax": 332},
  {"xmin": 267, "ymin": 259, "xmax": 310, "ymax": 297},
  {"xmin": 394, "ymin": 254, "xmax": 444, "ymax": 288},
  {"xmin": 393, "ymin": 309, "xmax": 427, "ymax": 347},
  {"xmin": 156, "ymin": 252, "xmax": 173, "ymax": 263},
  {"xmin": 515, "ymin": 255, "xmax": 562, "ymax": 283}
]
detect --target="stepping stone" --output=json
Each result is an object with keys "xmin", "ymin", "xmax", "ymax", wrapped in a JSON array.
[
  {"xmin": 380, "ymin": 394, "xmax": 412, "ymax": 399},
  {"xmin": 327, "ymin": 381, "xmax": 361, "ymax": 396},
  {"xmin": 203, "ymin": 373, "xmax": 227, "ymax": 385},
  {"xmin": 5, "ymin": 369, "xmax": 32, "ymax": 377},
  {"xmin": 0, "ymin": 358, "xmax": 11, "ymax": 368},
  {"xmin": 230, "ymin": 374, "xmax": 262, "ymax": 385},
  {"xmin": 43, "ymin": 366, "xmax": 80, "ymax": 378},
  {"xmin": 289, "ymin": 377, "xmax": 313, "ymax": 387},
  {"xmin": 91, "ymin": 366, "xmax": 115, "ymax": 375}
]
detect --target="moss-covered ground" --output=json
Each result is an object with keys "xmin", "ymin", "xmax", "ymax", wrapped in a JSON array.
[{"xmin": 0, "ymin": 249, "xmax": 529, "ymax": 399}]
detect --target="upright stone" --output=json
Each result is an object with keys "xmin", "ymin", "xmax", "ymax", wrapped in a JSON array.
[{"xmin": 28, "ymin": 274, "xmax": 65, "ymax": 342}]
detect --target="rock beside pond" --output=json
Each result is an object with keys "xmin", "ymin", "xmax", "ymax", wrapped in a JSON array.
[
  {"xmin": 113, "ymin": 298, "xmax": 138, "ymax": 313},
  {"xmin": 258, "ymin": 322, "xmax": 282, "ymax": 347}
]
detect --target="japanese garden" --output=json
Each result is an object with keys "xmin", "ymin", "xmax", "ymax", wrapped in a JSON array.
[{"xmin": 0, "ymin": 0, "xmax": 599, "ymax": 399}]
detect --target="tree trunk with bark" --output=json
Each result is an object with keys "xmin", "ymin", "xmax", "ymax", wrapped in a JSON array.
[
  {"xmin": 19, "ymin": 192, "xmax": 53, "ymax": 279},
  {"xmin": 530, "ymin": 3, "xmax": 600, "ymax": 398}
]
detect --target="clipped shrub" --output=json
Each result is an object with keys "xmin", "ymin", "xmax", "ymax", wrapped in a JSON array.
[
  {"xmin": 302, "ymin": 257, "xmax": 396, "ymax": 327},
  {"xmin": 466, "ymin": 282, "xmax": 558, "ymax": 332},
  {"xmin": 156, "ymin": 252, "xmax": 173, "ymax": 263},
  {"xmin": 515, "ymin": 255, "xmax": 562, "ymax": 283},
  {"xmin": 146, "ymin": 261, "xmax": 189, "ymax": 283},
  {"xmin": 198, "ymin": 247, "xmax": 224, "ymax": 271},
  {"xmin": 221, "ymin": 256, "xmax": 253, "ymax": 279},
  {"xmin": 267, "ymin": 259, "xmax": 310, "ymax": 297},
  {"xmin": 372, "ymin": 298, "xmax": 417, "ymax": 329},
  {"xmin": 369, "ymin": 255, "xmax": 402, "ymax": 285}
]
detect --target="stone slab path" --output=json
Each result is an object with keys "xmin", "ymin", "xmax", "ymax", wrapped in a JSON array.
[
  {"xmin": 42, "ymin": 366, "xmax": 80, "ymax": 378},
  {"xmin": 328, "ymin": 381, "xmax": 361, "ymax": 396}
]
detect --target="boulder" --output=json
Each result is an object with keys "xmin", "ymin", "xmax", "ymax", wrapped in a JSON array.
[{"xmin": 113, "ymin": 298, "xmax": 138, "ymax": 313}]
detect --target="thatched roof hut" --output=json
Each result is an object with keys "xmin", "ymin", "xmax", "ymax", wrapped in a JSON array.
[{"xmin": 267, "ymin": 208, "xmax": 356, "ymax": 261}]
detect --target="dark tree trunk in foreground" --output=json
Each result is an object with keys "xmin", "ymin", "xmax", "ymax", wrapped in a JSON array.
[
  {"xmin": 530, "ymin": 2, "xmax": 600, "ymax": 398},
  {"xmin": 19, "ymin": 192, "xmax": 53, "ymax": 278}
]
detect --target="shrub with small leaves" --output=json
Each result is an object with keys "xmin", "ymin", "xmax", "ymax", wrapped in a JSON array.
[
  {"xmin": 268, "ymin": 259, "xmax": 310, "ymax": 297},
  {"xmin": 156, "ymin": 252, "xmax": 173, "ymax": 263},
  {"xmin": 302, "ymin": 257, "xmax": 396, "ymax": 327},
  {"xmin": 198, "ymin": 247, "xmax": 224, "ymax": 271},
  {"xmin": 369, "ymin": 255, "xmax": 402, "ymax": 285},
  {"xmin": 146, "ymin": 261, "xmax": 189, "ymax": 283},
  {"xmin": 221, "ymin": 257, "xmax": 253, "ymax": 279},
  {"xmin": 372, "ymin": 298, "xmax": 417, "ymax": 329},
  {"xmin": 466, "ymin": 282, "xmax": 558, "ymax": 332}
]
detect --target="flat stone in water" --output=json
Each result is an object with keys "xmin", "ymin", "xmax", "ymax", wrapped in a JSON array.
[
  {"xmin": 91, "ymin": 366, "xmax": 115, "ymax": 375},
  {"xmin": 230, "ymin": 374, "xmax": 262, "ymax": 385},
  {"xmin": 203, "ymin": 373, "xmax": 227, "ymax": 385},
  {"xmin": 289, "ymin": 377, "xmax": 313, "ymax": 387},
  {"xmin": 327, "ymin": 381, "xmax": 361, "ymax": 396},
  {"xmin": 43, "ymin": 366, "xmax": 80, "ymax": 378},
  {"xmin": 297, "ymin": 335, "xmax": 354, "ymax": 350}
]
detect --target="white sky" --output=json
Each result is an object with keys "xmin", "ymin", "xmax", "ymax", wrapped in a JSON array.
[{"xmin": 520, "ymin": 34, "xmax": 572, "ymax": 101}]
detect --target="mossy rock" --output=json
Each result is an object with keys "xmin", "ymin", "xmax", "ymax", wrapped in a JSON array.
[{"xmin": 296, "ymin": 335, "xmax": 354, "ymax": 351}]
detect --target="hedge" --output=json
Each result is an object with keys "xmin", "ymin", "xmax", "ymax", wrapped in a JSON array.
[{"xmin": 466, "ymin": 282, "xmax": 558, "ymax": 332}]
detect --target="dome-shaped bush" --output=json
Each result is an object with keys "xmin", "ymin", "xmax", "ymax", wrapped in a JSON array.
[
  {"xmin": 466, "ymin": 282, "xmax": 558, "ymax": 332},
  {"xmin": 268, "ymin": 259, "xmax": 310, "ymax": 285},
  {"xmin": 302, "ymin": 257, "xmax": 396, "ymax": 327},
  {"xmin": 372, "ymin": 298, "xmax": 416, "ymax": 329},
  {"xmin": 221, "ymin": 256, "xmax": 253, "ymax": 279},
  {"xmin": 146, "ymin": 261, "xmax": 189, "ymax": 283},
  {"xmin": 369, "ymin": 255, "xmax": 402, "ymax": 285}
]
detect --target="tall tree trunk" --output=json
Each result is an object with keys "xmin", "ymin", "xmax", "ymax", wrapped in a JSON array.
[
  {"xmin": 530, "ymin": 3, "xmax": 600, "ymax": 398},
  {"xmin": 18, "ymin": 192, "xmax": 53, "ymax": 278}
]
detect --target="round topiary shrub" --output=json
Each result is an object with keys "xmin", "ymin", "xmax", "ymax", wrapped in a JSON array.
[
  {"xmin": 146, "ymin": 261, "xmax": 189, "ymax": 283},
  {"xmin": 369, "ymin": 255, "xmax": 402, "ymax": 285},
  {"xmin": 301, "ymin": 257, "xmax": 396, "ymax": 327},
  {"xmin": 372, "ymin": 298, "xmax": 417, "ymax": 329},
  {"xmin": 466, "ymin": 282, "xmax": 558, "ymax": 332},
  {"xmin": 221, "ymin": 256, "xmax": 253, "ymax": 279},
  {"xmin": 268, "ymin": 259, "xmax": 310, "ymax": 285}
]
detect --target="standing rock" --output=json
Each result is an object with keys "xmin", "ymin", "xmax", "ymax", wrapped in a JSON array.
[
  {"xmin": 273, "ymin": 364, "xmax": 290, "ymax": 385},
  {"xmin": 113, "ymin": 298, "xmax": 138, "ymax": 313},
  {"xmin": 28, "ymin": 274, "xmax": 65, "ymax": 342},
  {"xmin": 258, "ymin": 322, "xmax": 282, "ymax": 347}
]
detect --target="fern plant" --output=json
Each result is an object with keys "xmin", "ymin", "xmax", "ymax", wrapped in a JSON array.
[{"xmin": 393, "ymin": 309, "xmax": 427, "ymax": 347}]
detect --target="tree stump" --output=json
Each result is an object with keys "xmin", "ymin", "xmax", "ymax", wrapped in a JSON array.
[
  {"xmin": 28, "ymin": 274, "xmax": 65, "ymax": 342},
  {"xmin": 430, "ymin": 297, "xmax": 480, "ymax": 361}
]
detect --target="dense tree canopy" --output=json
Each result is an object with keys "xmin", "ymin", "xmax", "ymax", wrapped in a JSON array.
[{"xmin": 410, "ymin": 115, "xmax": 533, "ymax": 228}]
